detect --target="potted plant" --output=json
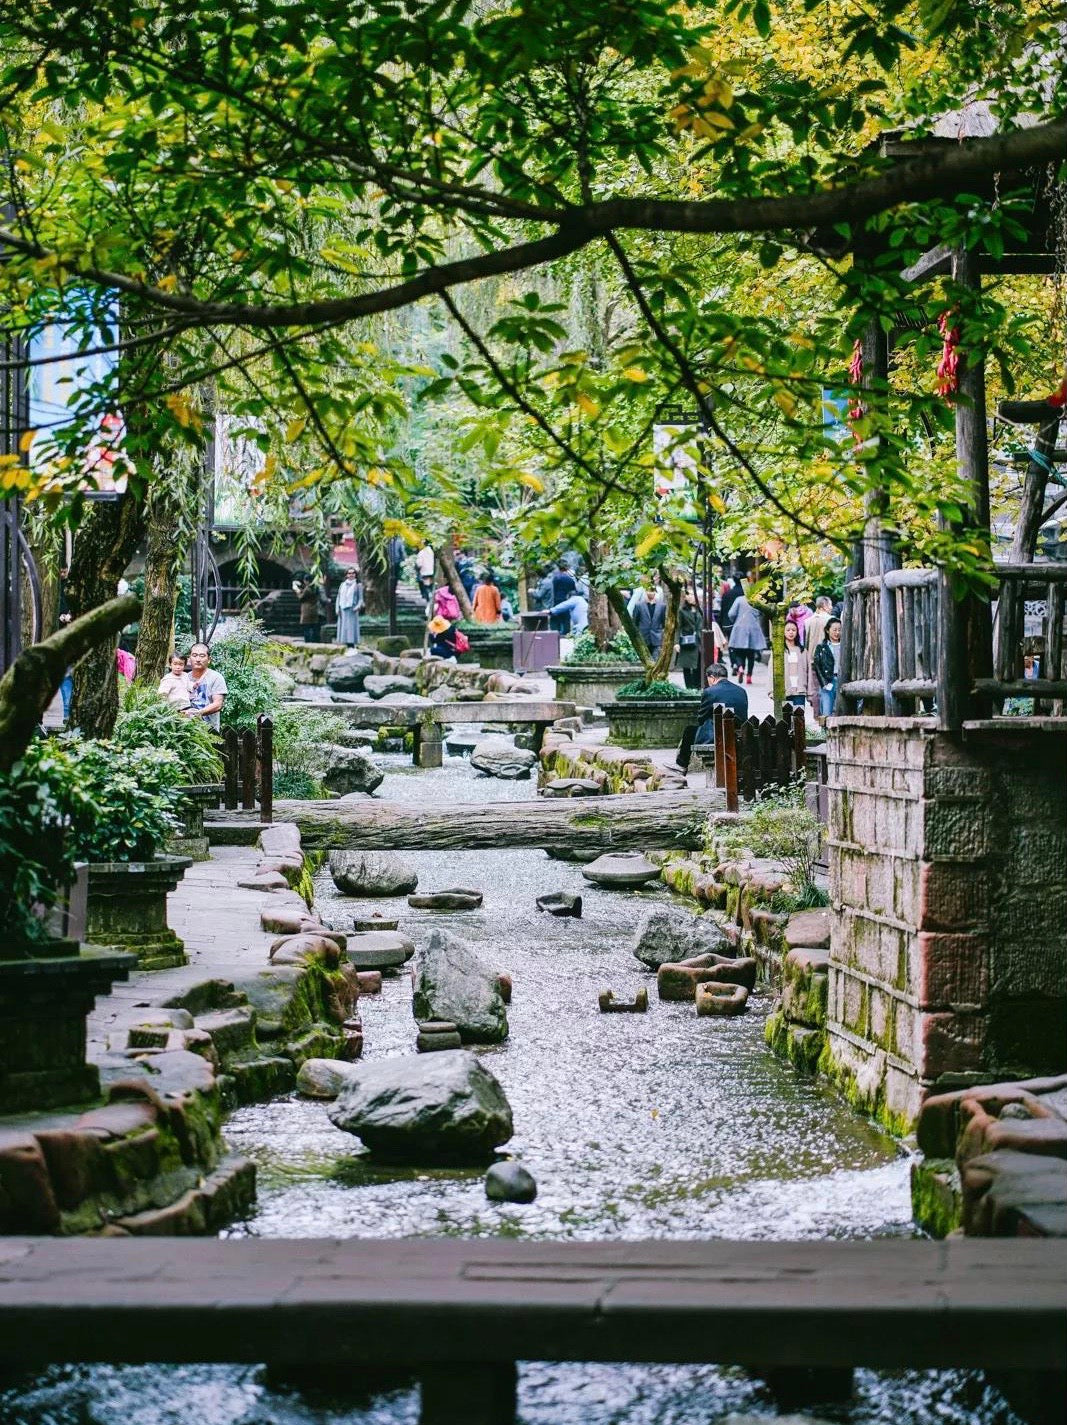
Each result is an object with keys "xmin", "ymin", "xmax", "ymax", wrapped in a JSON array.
[
  {"xmin": 0, "ymin": 736, "xmax": 139, "ymax": 1110},
  {"xmin": 604, "ymin": 677, "xmax": 701, "ymax": 748},
  {"xmin": 548, "ymin": 631, "xmax": 644, "ymax": 709},
  {"xmin": 50, "ymin": 735, "xmax": 194, "ymax": 971},
  {"xmin": 114, "ymin": 686, "xmax": 225, "ymax": 860}
]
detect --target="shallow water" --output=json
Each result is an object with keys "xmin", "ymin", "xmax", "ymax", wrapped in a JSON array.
[{"xmin": 3, "ymin": 754, "xmax": 1026, "ymax": 1425}]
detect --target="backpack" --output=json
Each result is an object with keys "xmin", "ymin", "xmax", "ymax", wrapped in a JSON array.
[
  {"xmin": 453, "ymin": 628, "xmax": 470, "ymax": 653},
  {"xmin": 435, "ymin": 588, "xmax": 462, "ymax": 622}
]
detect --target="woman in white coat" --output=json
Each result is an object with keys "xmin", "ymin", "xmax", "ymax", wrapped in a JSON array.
[{"xmin": 335, "ymin": 568, "xmax": 364, "ymax": 647}]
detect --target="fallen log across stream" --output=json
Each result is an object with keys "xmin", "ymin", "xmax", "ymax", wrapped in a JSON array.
[{"xmin": 274, "ymin": 789, "xmax": 725, "ymax": 852}]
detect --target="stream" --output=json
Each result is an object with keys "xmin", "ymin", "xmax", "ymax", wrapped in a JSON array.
[{"xmin": 3, "ymin": 755, "xmax": 1027, "ymax": 1425}]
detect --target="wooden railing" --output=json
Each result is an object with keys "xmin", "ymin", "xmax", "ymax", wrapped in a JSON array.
[
  {"xmin": 709, "ymin": 705, "xmax": 807, "ymax": 813},
  {"xmin": 220, "ymin": 714, "xmax": 273, "ymax": 820},
  {"xmin": 839, "ymin": 562, "xmax": 1067, "ymax": 723},
  {"xmin": 840, "ymin": 567, "xmax": 939, "ymax": 713},
  {"xmin": 985, "ymin": 563, "xmax": 1067, "ymax": 713}
]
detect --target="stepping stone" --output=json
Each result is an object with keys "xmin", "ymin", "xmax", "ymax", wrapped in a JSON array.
[
  {"xmin": 695, "ymin": 982, "xmax": 749, "ymax": 1016},
  {"xmin": 598, "ymin": 988, "xmax": 649, "ymax": 1013},
  {"xmin": 407, "ymin": 888, "xmax": 483, "ymax": 911},
  {"xmin": 353, "ymin": 914, "xmax": 400, "ymax": 932},
  {"xmin": 416, "ymin": 1019, "xmax": 464, "ymax": 1053},
  {"xmin": 582, "ymin": 852, "xmax": 660, "ymax": 888},
  {"xmin": 535, "ymin": 892, "xmax": 582, "ymax": 918},
  {"xmin": 355, "ymin": 970, "xmax": 383, "ymax": 994},
  {"xmin": 345, "ymin": 930, "xmax": 415, "ymax": 970}
]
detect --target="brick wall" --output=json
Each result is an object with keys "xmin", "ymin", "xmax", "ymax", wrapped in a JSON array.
[{"xmin": 824, "ymin": 718, "xmax": 1067, "ymax": 1132}]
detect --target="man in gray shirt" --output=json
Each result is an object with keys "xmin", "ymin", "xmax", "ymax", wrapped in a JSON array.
[{"xmin": 184, "ymin": 643, "xmax": 228, "ymax": 730}]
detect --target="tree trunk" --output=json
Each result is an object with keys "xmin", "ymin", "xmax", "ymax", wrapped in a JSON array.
[
  {"xmin": 648, "ymin": 568, "xmax": 682, "ymax": 683},
  {"xmin": 135, "ymin": 478, "xmax": 187, "ymax": 685},
  {"xmin": 606, "ymin": 587, "xmax": 651, "ymax": 667},
  {"xmin": 587, "ymin": 587, "xmax": 613, "ymax": 647},
  {"xmin": 770, "ymin": 609, "xmax": 785, "ymax": 719},
  {"xmin": 66, "ymin": 493, "xmax": 146, "ymax": 737},
  {"xmin": 434, "ymin": 543, "xmax": 474, "ymax": 619},
  {"xmin": 276, "ymin": 787, "xmax": 718, "ymax": 852},
  {"xmin": 0, "ymin": 595, "xmax": 141, "ymax": 770}
]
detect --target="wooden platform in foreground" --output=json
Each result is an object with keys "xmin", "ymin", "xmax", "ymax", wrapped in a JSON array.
[{"xmin": 0, "ymin": 1237, "xmax": 1064, "ymax": 1372}]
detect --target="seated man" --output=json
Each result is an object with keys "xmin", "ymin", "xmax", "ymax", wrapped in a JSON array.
[{"xmin": 673, "ymin": 661, "xmax": 749, "ymax": 775}]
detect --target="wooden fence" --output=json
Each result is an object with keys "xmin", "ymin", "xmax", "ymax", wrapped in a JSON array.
[
  {"xmin": 220, "ymin": 714, "xmax": 273, "ymax": 821},
  {"xmin": 838, "ymin": 562, "xmax": 1067, "ymax": 723},
  {"xmin": 708, "ymin": 704, "xmax": 807, "ymax": 813}
]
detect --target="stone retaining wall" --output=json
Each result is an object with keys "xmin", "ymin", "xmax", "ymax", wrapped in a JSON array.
[
  {"xmin": 539, "ymin": 739, "xmax": 687, "ymax": 794},
  {"xmin": 824, "ymin": 718, "xmax": 1067, "ymax": 1135}
]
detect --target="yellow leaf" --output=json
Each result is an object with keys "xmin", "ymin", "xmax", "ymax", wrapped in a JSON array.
[
  {"xmin": 704, "ymin": 111, "xmax": 735, "ymax": 130},
  {"xmin": 773, "ymin": 389, "xmax": 797, "ymax": 417},
  {"xmin": 708, "ymin": 493, "xmax": 726, "ymax": 514},
  {"xmin": 285, "ymin": 417, "xmax": 307, "ymax": 442},
  {"xmin": 517, "ymin": 471, "xmax": 544, "ymax": 493},
  {"xmin": 19, "ymin": 428, "xmax": 36, "ymax": 453},
  {"xmin": 635, "ymin": 526, "xmax": 665, "ymax": 559},
  {"xmin": 576, "ymin": 392, "xmax": 600, "ymax": 418},
  {"xmin": 622, "ymin": 367, "xmax": 648, "ymax": 383}
]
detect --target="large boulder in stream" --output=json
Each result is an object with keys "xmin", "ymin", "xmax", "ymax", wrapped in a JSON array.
[
  {"xmin": 328, "ymin": 1051, "xmax": 514, "ymax": 1162},
  {"xmin": 413, "ymin": 928, "xmax": 509, "ymax": 1043},
  {"xmin": 470, "ymin": 737, "xmax": 537, "ymax": 780},
  {"xmin": 330, "ymin": 850, "xmax": 418, "ymax": 897},
  {"xmin": 318, "ymin": 746, "xmax": 384, "ymax": 795},
  {"xmin": 630, "ymin": 907, "xmax": 732, "ymax": 970},
  {"xmin": 325, "ymin": 652, "xmax": 374, "ymax": 691}
]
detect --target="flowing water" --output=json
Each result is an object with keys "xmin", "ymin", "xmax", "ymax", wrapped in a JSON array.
[{"xmin": 3, "ymin": 755, "xmax": 1027, "ymax": 1425}]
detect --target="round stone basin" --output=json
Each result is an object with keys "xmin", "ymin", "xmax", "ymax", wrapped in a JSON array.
[{"xmin": 581, "ymin": 852, "xmax": 661, "ymax": 888}]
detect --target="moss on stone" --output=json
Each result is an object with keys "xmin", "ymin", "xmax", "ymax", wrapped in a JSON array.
[{"xmin": 910, "ymin": 1158, "xmax": 962, "ymax": 1239}]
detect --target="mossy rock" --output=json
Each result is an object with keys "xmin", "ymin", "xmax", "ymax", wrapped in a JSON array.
[{"xmin": 910, "ymin": 1157, "xmax": 962, "ymax": 1239}]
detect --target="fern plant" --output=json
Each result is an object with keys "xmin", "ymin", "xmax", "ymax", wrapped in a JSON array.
[{"xmin": 115, "ymin": 686, "xmax": 224, "ymax": 783}]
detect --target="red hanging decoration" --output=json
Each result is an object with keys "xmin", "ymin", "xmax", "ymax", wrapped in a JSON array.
[
  {"xmin": 846, "ymin": 338, "xmax": 865, "ymax": 434},
  {"xmin": 1048, "ymin": 376, "xmax": 1067, "ymax": 409},
  {"xmin": 936, "ymin": 311, "xmax": 961, "ymax": 399}
]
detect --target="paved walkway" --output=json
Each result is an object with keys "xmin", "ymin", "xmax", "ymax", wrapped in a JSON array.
[{"xmin": 86, "ymin": 845, "xmax": 288, "ymax": 1058}]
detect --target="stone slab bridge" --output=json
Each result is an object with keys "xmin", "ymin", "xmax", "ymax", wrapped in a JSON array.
[{"xmin": 0, "ymin": 1237, "xmax": 1063, "ymax": 1423}]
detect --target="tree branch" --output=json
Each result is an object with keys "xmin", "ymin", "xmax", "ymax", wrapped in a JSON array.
[
  {"xmin": 1, "ymin": 116, "xmax": 1061, "ymax": 332},
  {"xmin": 0, "ymin": 594, "xmax": 142, "ymax": 771}
]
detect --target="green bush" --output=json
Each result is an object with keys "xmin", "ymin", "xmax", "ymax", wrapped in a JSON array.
[
  {"xmin": 564, "ymin": 630, "xmax": 639, "ymax": 665},
  {"xmin": 273, "ymin": 768, "xmax": 325, "ymax": 800},
  {"xmin": 616, "ymin": 679, "xmax": 699, "ymax": 701},
  {"xmin": 0, "ymin": 734, "xmax": 183, "ymax": 943},
  {"xmin": 271, "ymin": 705, "xmax": 348, "ymax": 780},
  {"xmin": 206, "ymin": 620, "xmax": 281, "ymax": 731},
  {"xmin": 115, "ymin": 685, "xmax": 224, "ymax": 783},
  {"xmin": 714, "ymin": 781, "xmax": 827, "ymax": 908}
]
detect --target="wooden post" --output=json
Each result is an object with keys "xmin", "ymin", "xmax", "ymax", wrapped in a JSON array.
[
  {"xmin": 417, "ymin": 713, "xmax": 443, "ymax": 769},
  {"xmin": 722, "ymin": 710, "xmax": 738, "ymax": 813},
  {"xmin": 938, "ymin": 248, "xmax": 994, "ymax": 728},
  {"xmin": 774, "ymin": 715, "xmax": 792, "ymax": 787},
  {"xmin": 758, "ymin": 715, "xmax": 775, "ymax": 793},
  {"xmin": 258, "ymin": 715, "xmax": 273, "ymax": 824},
  {"xmin": 740, "ymin": 717, "xmax": 758, "ymax": 802},
  {"xmin": 240, "ymin": 729, "xmax": 257, "ymax": 811},
  {"xmin": 791, "ymin": 704, "xmax": 806, "ymax": 777},
  {"xmin": 713, "ymin": 703, "xmax": 725, "ymax": 787},
  {"xmin": 223, "ymin": 728, "xmax": 239, "ymax": 809}
]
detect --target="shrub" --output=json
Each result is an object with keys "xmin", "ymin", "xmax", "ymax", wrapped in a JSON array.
[
  {"xmin": 115, "ymin": 685, "xmax": 224, "ymax": 783},
  {"xmin": 273, "ymin": 768, "xmax": 325, "ymax": 800},
  {"xmin": 617, "ymin": 679, "xmax": 699, "ymax": 701},
  {"xmin": 205, "ymin": 620, "xmax": 281, "ymax": 731},
  {"xmin": 714, "ymin": 781, "xmax": 827, "ymax": 908},
  {"xmin": 563, "ymin": 630, "xmax": 638, "ymax": 665},
  {"xmin": 0, "ymin": 734, "xmax": 183, "ymax": 943},
  {"xmin": 272, "ymin": 705, "xmax": 349, "ymax": 780}
]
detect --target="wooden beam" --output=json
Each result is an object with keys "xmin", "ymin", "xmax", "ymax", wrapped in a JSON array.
[
  {"xmin": 901, "ymin": 243, "xmax": 953, "ymax": 284},
  {"xmin": 0, "ymin": 1238, "xmax": 1064, "ymax": 1373},
  {"xmin": 275, "ymin": 788, "xmax": 720, "ymax": 852}
]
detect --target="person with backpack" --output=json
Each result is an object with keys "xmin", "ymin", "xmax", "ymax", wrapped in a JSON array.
[{"xmin": 433, "ymin": 583, "xmax": 462, "ymax": 623}]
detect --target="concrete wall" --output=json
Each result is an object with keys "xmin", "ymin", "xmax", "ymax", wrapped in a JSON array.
[{"xmin": 824, "ymin": 718, "xmax": 1067, "ymax": 1132}]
